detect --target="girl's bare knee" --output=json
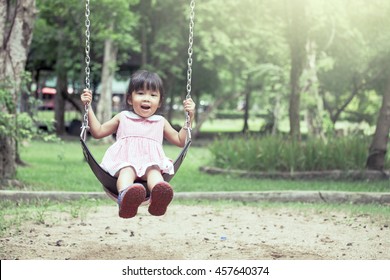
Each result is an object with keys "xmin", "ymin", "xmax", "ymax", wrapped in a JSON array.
[
  {"xmin": 117, "ymin": 166, "xmax": 137, "ymax": 192},
  {"xmin": 145, "ymin": 166, "xmax": 163, "ymax": 190},
  {"xmin": 119, "ymin": 166, "xmax": 136, "ymax": 176}
]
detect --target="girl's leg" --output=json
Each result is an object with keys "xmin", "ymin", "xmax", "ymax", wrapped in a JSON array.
[
  {"xmin": 116, "ymin": 167, "xmax": 146, "ymax": 219},
  {"xmin": 145, "ymin": 166, "xmax": 173, "ymax": 216},
  {"xmin": 145, "ymin": 167, "xmax": 164, "ymax": 191},
  {"xmin": 116, "ymin": 167, "xmax": 137, "ymax": 192}
]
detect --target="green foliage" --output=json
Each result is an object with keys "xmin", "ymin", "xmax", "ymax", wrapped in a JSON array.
[
  {"xmin": 30, "ymin": 0, "xmax": 140, "ymax": 85},
  {"xmin": 17, "ymin": 0, "xmax": 390, "ymax": 179},
  {"xmin": 209, "ymin": 135, "xmax": 390, "ymax": 172},
  {"xmin": 91, "ymin": 0, "xmax": 140, "ymax": 52},
  {"xmin": 196, "ymin": 0, "xmax": 288, "ymax": 96},
  {"xmin": 0, "ymin": 73, "xmax": 57, "ymax": 143},
  {"xmin": 28, "ymin": 0, "xmax": 390, "ymax": 136}
]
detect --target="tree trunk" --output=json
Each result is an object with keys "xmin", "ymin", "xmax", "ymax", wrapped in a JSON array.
[
  {"xmin": 366, "ymin": 81, "xmax": 390, "ymax": 170},
  {"xmin": 272, "ymin": 93, "xmax": 281, "ymax": 135},
  {"xmin": 55, "ymin": 70, "xmax": 67, "ymax": 135},
  {"xmin": 140, "ymin": 15, "xmax": 148, "ymax": 68},
  {"xmin": 287, "ymin": 0, "xmax": 307, "ymax": 140},
  {"xmin": 97, "ymin": 26, "xmax": 117, "ymax": 142},
  {"xmin": 140, "ymin": 0, "xmax": 151, "ymax": 68},
  {"xmin": 0, "ymin": 0, "xmax": 36, "ymax": 181},
  {"xmin": 54, "ymin": 26, "xmax": 69, "ymax": 135},
  {"xmin": 165, "ymin": 74, "xmax": 175, "ymax": 123},
  {"xmin": 302, "ymin": 41, "xmax": 326, "ymax": 140},
  {"xmin": 242, "ymin": 86, "xmax": 251, "ymax": 133}
]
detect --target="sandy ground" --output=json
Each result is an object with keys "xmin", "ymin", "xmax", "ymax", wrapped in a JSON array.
[{"xmin": 0, "ymin": 202, "xmax": 389, "ymax": 260}]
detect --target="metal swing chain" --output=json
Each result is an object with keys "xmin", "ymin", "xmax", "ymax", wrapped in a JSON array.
[
  {"xmin": 184, "ymin": 0, "xmax": 195, "ymax": 136},
  {"xmin": 85, "ymin": 0, "xmax": 91, "ymax": 91},
  {"xmin": 186, "ymin": 0, "xmax": 195, "ymax": 100},
  {"xmin": 81, "ymin": 0, "xmax": 91, "ymax": 141}
]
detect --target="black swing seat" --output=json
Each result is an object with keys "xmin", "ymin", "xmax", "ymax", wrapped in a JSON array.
[{"xmin": 80, "ymin": 132, "xmax": 191, "ymax": 201}]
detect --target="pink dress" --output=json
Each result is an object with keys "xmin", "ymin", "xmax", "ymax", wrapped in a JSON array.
[{"xmin": 100, "ymin": 111, "xmax": 174, "ymax": 178}]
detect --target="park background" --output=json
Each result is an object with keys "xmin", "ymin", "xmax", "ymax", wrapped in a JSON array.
[
  {"xmin": 1, "ymin": 0, "xmax": 389, "ymax": 186},
  {"xmin": 0, "ymin": 0, "xmax": 390, "ymax": 261}
]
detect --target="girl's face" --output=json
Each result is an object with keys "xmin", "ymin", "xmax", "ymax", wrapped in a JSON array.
[{"xmin": 128, "ymin": 88, "xmax": 161, "ymax": 118}]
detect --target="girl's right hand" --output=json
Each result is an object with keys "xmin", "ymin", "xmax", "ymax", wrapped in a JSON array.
[{"xmin": 81, "ymin": 89, "xmax": 92, "ymax": 105}]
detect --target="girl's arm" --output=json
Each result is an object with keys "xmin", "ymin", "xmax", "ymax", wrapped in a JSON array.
[
  {"xmin": 164, "ymin": 98, "xmax": 195, "ymax": 147},
  {"xmin": 81, "ymin": 89, "xmax": 120, "ymax": 139}
]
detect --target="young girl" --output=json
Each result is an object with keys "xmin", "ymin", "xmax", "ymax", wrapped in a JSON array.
[{"xmin": 81, "ymin": 70, "xmax": 195, "ymax": 219}]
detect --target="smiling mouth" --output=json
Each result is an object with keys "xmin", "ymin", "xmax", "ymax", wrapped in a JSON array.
[{"xmin": 141, "ymin": 105, "xmax": 151, "ymax": 110}]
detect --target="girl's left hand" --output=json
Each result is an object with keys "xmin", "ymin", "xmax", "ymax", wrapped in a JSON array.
[{"xmin": 183, "ymin": 98, "xmax": 195, "ymax": 118}]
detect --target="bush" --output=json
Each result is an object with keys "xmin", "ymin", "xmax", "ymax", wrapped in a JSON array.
[
  {"xmin": 0, "ymin": 73, "xmax": 57, "ymax": 144},
  {"xmin": 209, "ymin": 135, "xmax": 390, "ymax": 172}
]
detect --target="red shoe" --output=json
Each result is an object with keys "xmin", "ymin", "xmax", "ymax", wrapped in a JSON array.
[
  {"xmin": 118, "ymin": 183, "xmax": 146, "ymax": 218},
  {"xmin": 148, "ymin": 182, "xmax": 173, "ymax": 216}
]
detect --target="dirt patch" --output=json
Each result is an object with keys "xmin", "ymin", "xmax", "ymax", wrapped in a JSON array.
[{"xmin": 0, "ymin": 203, "xmax": 389, "ymax": 260}]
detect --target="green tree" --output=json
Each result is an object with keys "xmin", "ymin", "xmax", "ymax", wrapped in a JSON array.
[
  {"xmin": 286, "ymin": 0, "xmax": 307, "ymax": 140},
  {"xmin": 89, "ymin": 0, "xmax": 139, "ymax": 126},
  {"xmin": 0, "ymin": 0, "xmax": 36, "ymax": 182},
  {"xmin": 363, "ymin": 1, "xmax": 390, "ymax": 170},
  {"xmin": 309, "ymin": 0, "xmax": 390, "ymax": 170},
  {"xmin": 32, "ymin": 0, "xmax": 86, "ymax": 134},
  {"xmin": 28, "ymin": 0, "xmax": 139, "ymax": 135},
  {"xmin": 194, "ymin": 0, "xmax": 288, "ymax": 134},
  {"xmin": 136, "ymin": 0, "xmax": 193, "ymax": 124}
]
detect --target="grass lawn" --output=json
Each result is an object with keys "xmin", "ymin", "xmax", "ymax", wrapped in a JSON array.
[
  {"xmin": 3, "ymin": 139, "xmax": 389, "ymax": 237},
  {"xmin": 15, "ymin": 139, "xmax": 390, "ymax": 193}
]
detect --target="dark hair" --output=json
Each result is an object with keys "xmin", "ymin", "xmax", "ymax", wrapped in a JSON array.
[{"xmin": 126, "ymin": 70, "xmax": 164, "ymax": 109}]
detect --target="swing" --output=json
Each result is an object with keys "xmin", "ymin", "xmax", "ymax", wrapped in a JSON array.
[{"xmin": 80, "ymin": 0, "xmax": 195, "ymax": 201}]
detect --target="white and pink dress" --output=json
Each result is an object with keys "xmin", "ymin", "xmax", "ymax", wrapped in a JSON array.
[{"xmin": 100, "ymin": 111, "xmax": 174, "ymax": 178}]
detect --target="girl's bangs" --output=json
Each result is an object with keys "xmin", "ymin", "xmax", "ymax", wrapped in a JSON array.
[{"xmin": 132, "ymin": 73, "xmax": 161, "ymax": 92}]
